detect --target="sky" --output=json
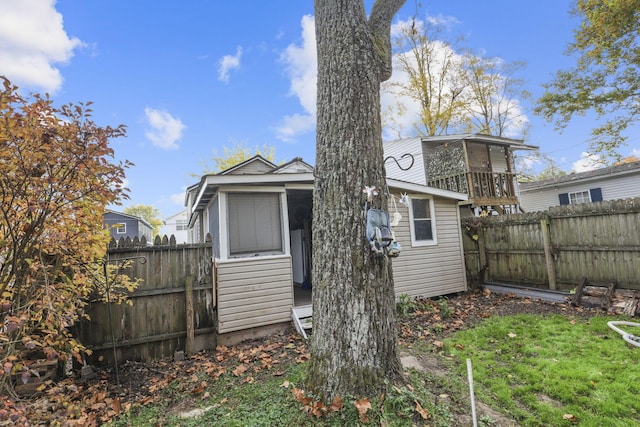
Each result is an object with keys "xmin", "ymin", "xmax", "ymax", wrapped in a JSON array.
[{"xmin": 2, "ymin": 0, "xmax": 639, "ymax": 220}]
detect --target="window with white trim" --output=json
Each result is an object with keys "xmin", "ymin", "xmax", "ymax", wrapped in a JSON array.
[
  {"xmin": 115, "ymin": 223, "xmax": 126, "ymax": 234},
  {"xmin": 569, "ymin": 190, "xmax": 590, "ymax": 204},
  {"xmin": 175, "ymin": 220, "xmax": 188, "ymax": 231},
  {"xmin": 227, "ymin": 192, "xmax": 283, "ymax": 256},
  {"xmin": 408, "ymin": 196, "xmax": 437, "ymax": 246}
]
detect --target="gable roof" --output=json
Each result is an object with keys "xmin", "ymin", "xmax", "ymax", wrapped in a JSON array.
[
  {"xmin": 218, "ymin": 155, "xmax": 277, "ymax": 175},
  {"xmin": 519, "ymin": 161, "xmax": 640, "ymax": 191},
  {"xmin": 104, "ymin": 210, "xmax": 153, "ymax": 229},
  {"xmin": 271, "ymin": 157, "xmax": 314, "ymax": 174},
  {"xmin": 185, "ymin": 156, "xmax": 468, "ymax": 220}
]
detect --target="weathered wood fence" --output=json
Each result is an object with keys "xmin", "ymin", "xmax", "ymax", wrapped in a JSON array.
[
  {"xmin": 77, "ymin": 235, "xmax": 216, "ymax": 366},
  {"xmin": 462, "ymin": 198, "xmax": 640, "ymax": 291}
]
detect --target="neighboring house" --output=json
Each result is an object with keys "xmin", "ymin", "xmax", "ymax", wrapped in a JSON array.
[
  {"xmin": 103, "ymin": 210, "xmax": 154, "ymax": 242},
  {"xmin": 185, "ymin": 155, "xmax": 468, "ymax": 340},
  {"xmin": 384, "ymin": 134, "xmax": 537, "ymax": 215},
  {"xmin": 518, "ymin": 161, "xmax": 640, "ymax": 212},
  {"xmin": 162, "ymin": 210, "xmax": 190, "ymax": 243}
]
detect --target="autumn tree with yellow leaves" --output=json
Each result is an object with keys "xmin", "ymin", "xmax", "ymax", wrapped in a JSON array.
[{"xmin": 0, "ymin": 77, "xmax": 131, "ymax": 392}]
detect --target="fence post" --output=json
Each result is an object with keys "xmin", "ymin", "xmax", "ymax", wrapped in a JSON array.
[
  {"xmin": 185, "ymin": 275, "xmax": 194, "ymax": 356},
  {"xmin": 540, "ymin": 216, "xmax": 557, "ymax": 290},
  {"xmin": 477, "ymin": 226, "xmax": 488, "ymax": 284}
]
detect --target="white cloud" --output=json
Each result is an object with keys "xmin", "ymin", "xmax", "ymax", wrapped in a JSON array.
[
  {"xmin": 572, "ymin": 152, "xmax": 604, "ymax": 173},
  {"xmin": 277, "ymin": 15, "xmax": 529, "ymax": 143},
  {"xmin": 277, "ymin": 15, "xmax": 317, "ymax": 142},
  {"xmin": 0, "ymin": 0, "xmax": 83, "ymax": 93},
  {"xmin": 170, "ymin": 191, "xmax": 185, "ymax": 205},
  {"xmin": 144, "ymin": 107, "xmax": 186, "ymax": 150},
  {"xmin": 383, "ymin": 17, "xmax": 529, "ymax": 139},
  {"xmin": 632, "ymin": 148, "xmax": 640, "ymax": 157},
  {"xmin": 218, "ymin": 46, "xmax": 242, "ymax": 83},
  {"xmin": 425, "ymin": 14, "xmax": 461, "ymax": 29}
]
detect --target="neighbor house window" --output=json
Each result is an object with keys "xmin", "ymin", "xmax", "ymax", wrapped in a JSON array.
[
  {"xmin": 558, "ymin": 188, "xmax": 602, "ymax": 205},
  {"xmin": 408, "ymin": 196, "xmax": 437, "ymax": 246},
  {"xmin": 569, "ymin": 190, "xmax": 590, "ymax": 205},
  {"xmin": 176, "ymin": 220, "xmax": 188, "ymax": 231},
  {"xmin": 227, "ymin": 192, "xmax": 282, "ymax": 256},
  {"xmin": 115, "ymin": 223, "xmax": 126, "ymax": 234}
]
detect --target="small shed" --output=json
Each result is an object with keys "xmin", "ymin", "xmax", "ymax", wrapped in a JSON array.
[{"xmin": 185, "ymin": 156, "xmax": 468, "ymax": 342}]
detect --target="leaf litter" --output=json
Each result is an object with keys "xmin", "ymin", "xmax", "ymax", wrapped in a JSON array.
[{"xmin": 11, "ymin": 289, "xmax": 601, "ymax": 425}]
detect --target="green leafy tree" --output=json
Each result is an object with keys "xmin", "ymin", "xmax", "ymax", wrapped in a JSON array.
[
  {"xmin": 124, "ymin": 204, "xmax": 162, "ymax": 237},
  {"xmin": 0, "ymin": 77, "xmax": 130, "ymax": 392},
  {"xmin": 198, "ymin": 141, "xmax": 276, "ymax": 174},
  {"xmin": 535, "ymin": 0, "xmax": 640, "ymax": 162}
]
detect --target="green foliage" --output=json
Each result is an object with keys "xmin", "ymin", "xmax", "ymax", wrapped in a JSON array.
[
  {"xmin": 0, "ymin": 77, "xmax": 130, "ymax": 393},
  {"xmin": 108, "ymin": 363, "xmax": 460, "ymax": 427},
  {"xmin": 396, "ymin": 294, "xmax": 419, "ymax": 317},
  {"xmin": 445, "ymin": 314, "xmax": 640, "ymax": 426},
  {"xmin": 535, "ymin": 0, "xmax": 640, "ymax": 162},
  {"xmin": 436, "ymin": 298, "xmax": 451, "ymax": 319},
  {"xmin": 124, "ymin": 204, "xmax": 163, "ymax": 237}
]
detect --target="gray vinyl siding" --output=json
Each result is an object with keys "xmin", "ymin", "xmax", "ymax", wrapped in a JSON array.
[
  {"xmin": 383, "ymin": 138, "xmax": 426, "ymax": 184},
  {"xmin": 209, "ymin": 198, "xmax": 220, "ymax": 258},
  {"xmin": 519, "ymin": 172, "xmax": 640, "ymax": 213},
  {"xmin": 227, "ymin": 161, "xmax": 273, "ymax": 175},
  {"xmin": 391, "ymin": 197, "xmax": 467, "ymax": 298},
  {"xmin": 216, "ymin": 256, "xmax": 293, "ymax": 333}
]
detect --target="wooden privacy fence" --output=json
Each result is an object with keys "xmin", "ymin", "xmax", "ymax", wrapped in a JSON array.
[
  {"xmin": 461, "ymin": 197, "xmax": 640, "ymax": 292},
  {"xmin": 77, "ymin": 235, "xmax": 216, "ymax": 366}
]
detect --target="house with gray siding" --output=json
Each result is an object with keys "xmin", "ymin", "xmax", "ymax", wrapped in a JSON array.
[
  {"xmin": 103, "ymin": 210, "xmax": 154, "ymax": 243},
  {"xmin": 185, "ymin": 155, "xmax": 468, "ymax": 341},
  {"xmin": 384, "ymin": 134, "xmax": 537, "ymax": 215},
  {"xmin": 518, "ymin": 161, "xmax": 640, "ymax": 212}
]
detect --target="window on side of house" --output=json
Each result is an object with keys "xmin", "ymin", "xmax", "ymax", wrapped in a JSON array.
[
  {"xmin": 408, "ymin": 196, "xmax": 437, "ymax": 246},
  {"xmin": 227, "ymin": 192, "xmax": 283, "ymax": 257},
  {"xmin": 115, "ymin": 223, "xmax": 126, "ymax": 234},
  {"xmin": 176, "ymin": 220, "xmax": 188, "ymax": 231},
  {"xmin": 559, "ymin": 188, "xmax": 602, "ymax": 205},
  {"xmin": 569, "ymin": 190, "xmax": 591, "ymax": 205}
]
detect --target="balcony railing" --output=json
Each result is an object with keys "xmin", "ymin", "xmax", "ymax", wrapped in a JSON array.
[{"xmin": 428, "ymin": 171, "xmax": 516, "ymax": 201}]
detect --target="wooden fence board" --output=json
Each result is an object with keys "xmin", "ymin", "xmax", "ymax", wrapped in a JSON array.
[
  {"xmin": 462, "ymin": 198, "xmax": 640, "ymax": 291},
  {"xmin": 80, "ymin": 239, "xmax": 215, "ymax": 366}
]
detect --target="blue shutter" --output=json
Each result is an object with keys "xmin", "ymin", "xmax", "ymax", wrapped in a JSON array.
[
  {"xmin": 558, "ymin": 193, "xmax": 569, "ymax": 205},
  {"xmin": 590, "ymin": 188, "xmax": 603, "ymax": 202}
]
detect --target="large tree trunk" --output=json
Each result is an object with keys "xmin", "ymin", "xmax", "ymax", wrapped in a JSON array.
[{"xmin": 307, "ymin": 0, "xmax": 406, "ymax": 400}]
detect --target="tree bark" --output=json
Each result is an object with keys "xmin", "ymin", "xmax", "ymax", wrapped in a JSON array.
[{"xmin": 307, "ymin": 0, "xmax": 406, "ymax": 400}]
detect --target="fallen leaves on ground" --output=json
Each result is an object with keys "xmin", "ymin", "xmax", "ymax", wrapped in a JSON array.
[
  {"xmin": 15, "ymin": 332, "xmax": 309, "ymax": 425},
  {"xmin": 10, "ymin": 289, "xmax": 599, "ymax": 425}
]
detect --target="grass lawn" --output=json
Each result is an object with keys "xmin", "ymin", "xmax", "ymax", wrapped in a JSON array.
[
  {"xmin": 17, "ymin": 292, "xmax": 640, "ymax": 426},
  {"xmin": 445, "ymin": 314, "xmax": 640, "ymax": 426}
]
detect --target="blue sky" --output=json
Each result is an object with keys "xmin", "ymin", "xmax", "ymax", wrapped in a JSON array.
[{"xmin": 2, "ymin": 0, "xmax": 639, "ymax": 219}]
